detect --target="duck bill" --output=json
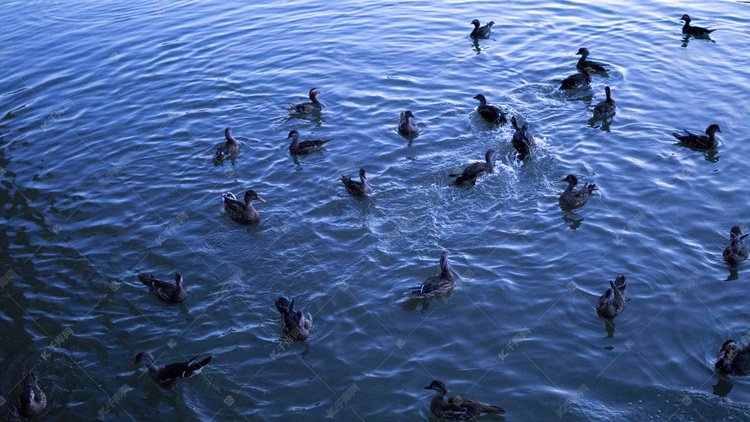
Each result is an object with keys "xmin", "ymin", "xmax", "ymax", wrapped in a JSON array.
[{"xmin": 256, "ymin": 197, "xmax": 266, "ymax": 203}]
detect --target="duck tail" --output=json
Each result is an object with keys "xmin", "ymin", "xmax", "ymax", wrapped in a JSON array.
[
  {"xmin": 188, "ymin": 355, "xmax": 212, "ymax": 371},
  {"xmin": 275, "ymin": 297, "xmax": 291, "ymax": 314},
  {"xmin": 615, "ymin": 275, "xmax": 627, "ymax": 293},
  {"xmin": 221, "ymin": 192, "xmax": 236, "ymax": 203},
  {"xmin": 498, "ymin": 113, "xmax": 508, "ymax": 125},
  {"xmin": 587, "ymin": 183, "xmax": 597, "ymax": 194},
  {"xmin": 138, "ymin": 274, "xmax": 155, "ymax": 291},
  {"xmin": 476, "ymin": 403, "xmax": 506, "ymax": 414},
  {"xmin": 319, "ymin": 138, "xmax": 333, "ymax": 145}
]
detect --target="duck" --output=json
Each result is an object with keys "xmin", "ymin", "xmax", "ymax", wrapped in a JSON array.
[
  {"xmin": 342, "ymin": 168, "xmax": 373, "ymax": 197},
  {"xmin": 510, "ymin": 116, "xmax": 535, "ymax": 161},
  {"xmin": 723, "ymin": 226, "xmax": 749, "ymax": 265},
  {"xmin": 424, "ymin": 380, "xmax": 506, "ymax": 420},
  {"xmin": 672, "ymin": 124, "xmax": 721, "ymax": 151},
  {"xmin": 17, "ymin": 371, "xmax": 46, "ymax": 417},
  {"xmin": 681, "ymin": 14, "xmax": 715, "ymax": 36},
  {"xmin": 576, "ymin": 48, "xmax": 607, "ymax": 72},
  {"xmin": 593, "ymin": 86, "xmax": 616, "ymax": 116},
  {"xmin": 221, "ymin": 190, "xmax": 264, "ymax": 225},
  {"xmin": 596, "ymin": 275, "xmax": 627, "ymax": 319},
  {"xmin": 449, "ymin": 149, "xmax": 497, "ymax": 186},
  {"xmin": 215, "ymin": 127, "xmax": 239, "ymax": 159},
  {"xmin": 398, "ymin": 110, "xmax": 419, "ymax": 137},
  {"xmin": 473, "ymin": 94, "xmax": 507, "ymax": 125},
  {"xmin": 133, "ymin": 351, "xmax": 212, "ymax": 387},
  {"xmin": 716, "ymin": 340, "xmax": 750, "ymax": 375},
  {"xmin": 406, "ymin": 250, "xmax": 455, "ymax": 298},
  {"xmin": 275, "ymin": 297, "xmax": 312, "ymax": 341},
  {"xmin": 293, "ymin": 88, "xmax": 322, "ymax": 113},
  {"xmin": 560, "ymin": 67, "xmax": 594, "ymax": 90},
  {"xmin": 287, "ymin": 130, "xmax": 333, "ymax": 155},
  {"xmin": 559, "ymin": 174, "xmax": 596, "ymax": 208},
  {"xmin": 138, "ymin": 272, "xmax": 186, "ymax": 304},
  {"xmin": 470, "ymin": 19, "xmax": 494, "ymax": 39}
]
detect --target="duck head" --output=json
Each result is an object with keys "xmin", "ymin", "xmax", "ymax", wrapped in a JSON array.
[
  {"xmin": 287, "ymin": 130, "xmax": 299, "ymax": 142},
  {"xmin": 562, "ymin": 174, "xmax": 579, "ymax": 185},
  {"xmin": 244, "ymin": 190, "xmax": 265, "ymax": 204},
  {"xmin": 583, "ymin": 67, "xmax": 594, "ymax": 75},
  {"xmin": 604, "ymin": 86, "xmax": 612, "ymax": 100},
  {"xmin": 309, "ymin": 88, "xmax": 320, "ymax": 100},
  {"xmin": 225, "ymin": 127, "xmax": 233, "ymax": 139},
  {"xmin": 174, "ymin": 272, "xmax": 183, "ymax": 288},
  {"xmin": 439, "ymin": 250, "xmax": 450, "ymax": 272},
  {"xmin": 681, "ymin": 14, "xmax": 691, "ymax": 23},
  {"xmin": 576, "ymin": 47, "xmax": 590, "ymax": 57},
  {"xmin": 471, "ymin": 19, "xmax": 480, "ymax": 27},
  {"xmin": 706, "ymin": 124, "xmax": 722, "ymax": 136},
  {"xmin": 473, "ymin": 94, "xmax": 487, "ymax": 106},
  {"xmin": 510, "ymin": 116, "xmax": 519, "ymax": 130},
  {"xmin": 729, "ymin": 226, "xmax": 749, "ymax": 241},
  {"xmin": 719, "ymin": 339, "xmax": 737, "ymax": 354},
  {"xmin": 359, "ymin": 168, "xmax": 367, "ymax": 179},
  {"xmin": 485, "ymin": 149, "xmax": 498, "ymax": 162},
  {"xmin": 425, "ymin": 380, "xmax": 448, "ymax": 395},
  {"xmin": 133, "ymin": 351, "xmax": 155, "ymax": 366},
  {"xmin": 404, "ymin": 110, "xmax": 415, "ymax": 119}
]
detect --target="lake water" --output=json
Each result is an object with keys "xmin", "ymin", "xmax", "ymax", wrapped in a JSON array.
[{"xmin": 2, "ymin": 0, "xmax": 750, "ymax": 420}]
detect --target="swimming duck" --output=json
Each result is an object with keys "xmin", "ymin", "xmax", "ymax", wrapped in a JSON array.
[
  {"xmin": 133, "ymin": 351, "xmax": 212, "ymax": 387},
  {"xmin": 17, "ymin": 371, "xmax": 46, "ymax": 417},
  {"xmin": 449, "ymin": 149, "xmax": 497, "ymax": 186},
  {"xmin": 559, "ymin": 174, "xmax": 596, "ymax": 208},
  {"xmin": 398, "ymin": 111, "xmax": 419, "ymax": 137},
  {"xmin": 287, "ymin": 130, "xmax": 333, "ymax": 155},
  {"xmin": 576, "ymin": 48, "xmax": 607, "ymax": 73},
  {"xmin": 221, "ymin": 190, "xmax": 264, "ymax": 225},
  {"xmin": 672, "ymin": 124, "xmax": 721, "ymax": 151},
  {"xmin": 723, "ymin": 226, "xmax": 749, "ymax": 265},
  {"xmin": 510, "ymin": 116, "xmax": 535, "ymax": 161},
  {"xmin": 681, "ymin": 15, "xmax": 715, "ymax": 36},
  {"xmin": 138, "ymin": 272, "xmax": 186, "ymax": 304},
  {"xmin": 424, "ymin": 380, "xmax": 506, "ymax": 420},
  {"xmin": 596, "ymin": 275, "xmax": 627, "ymax": 319},
  {"xmin": 406, "ymin": 250, "xmax": 455, "ymax": 298},
  {"xmin": 473, "ymin": 94, "xmax": 507, "ymax": 125},
  {"xmin": 560, "ymin": 67, "xmax": 594, "ymax": 90},
  {"xmin": 293, "ymin": 88, "xmax": 322, "ymax": 113},
  {"xmin": 593, "ymin": 86, "xmax": 616, "ymax": 116},
  {"xmin": 470, "ymin": 19, "xmax": 494, "ymax": 39},
  {"xmin": 342, "ymin": 168, "xmax": 373, "ymax": 197},
  {"xmin": 215, "ymin": 127, "xmax": 239, "ymax": 159},
  {"xmin": 716, "ymin": 340, "xmax": 750, "ymax": 375},
  {"xmin": 275, "ymin": 297, "xmax": 312, "ymax": 341}
]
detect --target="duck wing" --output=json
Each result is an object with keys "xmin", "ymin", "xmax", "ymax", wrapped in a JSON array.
[
  {"xmin": 222, "ymin": 193, "xmax": 246, "ymax": 215},
  {"xmin": 560, "ymin": 74, "xmax": 585, "ymax": 89},
  {"xmin": 579, "ymin": 59, "xmax": 607, "ymax": 72},
  {"xmin": 443, "ymin": 396, "xmax": 505, "ymax": 418},
  {"xmin": 158, "ymin": 355, "xmax": 212, "ymax": 385},
  {"xmin": 296, "ymin": 139, "xmax": 332, "ymax": 154},
  {"xmin": 342, "ymin": 176, "xmax": 366, "ymax": 197}
]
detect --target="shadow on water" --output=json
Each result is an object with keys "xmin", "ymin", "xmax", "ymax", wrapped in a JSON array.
[
  {"xmin": 681, "ymin": 34, "xmax": 716, "ymax": 48},
  {"xmin": 725, "ymin": 265, "xmax": 739, "ymax": 281},
  {"xmin": 712, "ymin": 377, "xmax": 733, "ymax": 397},
  {"xmin": 561, "ymin": 211, "xmax": 584, "ymax": 230},
  {"xmin": 588, "ymin": 114, "xmax": 614, "ymax": 132},
  {"xmin": 603, "ymin": 318, "xmax": 615, "ymax": 339}
]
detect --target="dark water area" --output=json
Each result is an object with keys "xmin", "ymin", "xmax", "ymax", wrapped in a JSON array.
[{"xmin": 2, "ymin": 0, "xmax": 750, "ymax": 420}]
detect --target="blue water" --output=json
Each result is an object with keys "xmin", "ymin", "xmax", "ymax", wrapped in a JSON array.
[{"xmin": 2, "ymin": 0, "xmax": 750, "ymax": 420}]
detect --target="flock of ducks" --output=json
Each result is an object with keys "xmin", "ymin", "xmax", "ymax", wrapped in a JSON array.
[{"xmin": 14, "ymin": 13, "xmax": 749, "ymax": 421}]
